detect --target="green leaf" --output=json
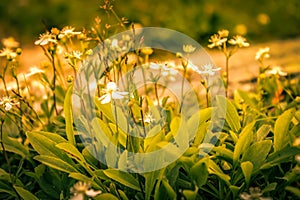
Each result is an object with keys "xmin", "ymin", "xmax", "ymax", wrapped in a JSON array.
[
  {"xmin": 190, "ymin": 159, "xmax": 208, "ymax": 188},
  {"xmin": 103, "ymin": 169, "xmax": 141, "ymax": 191},
  {"xmin": 69, "ymin": 173, "xmax": 91, "ymax": 182},
  {"xmin": 64, "ymin": 85, "xmax": 75, "ymax": 144},
  {"xmin": 274, "ymin": 108, "xmax": 295, "ymax": 152},
  {"xmin": 162, "ymin": 179, "xmax": 176, "ymax": 199},
  {"xmin": 213, "ymin": 145, "xmax": 233, "ymax": 164},
  {"xmin": 233, "ymin": 122, "xmax": 255, "ymax": 165},
  {"xmin": 34, "ymin": 155, "xmax": 78, "ymax": 173},
  {"xmin": 261, "ymin": 146, "xmax": 300, "ymax": 169},
  {"xmin": 95, "ymin": 99, "xmax": 115, "ymax": 122},
  {"xmin": 187, "ymin": 107, "xmax": 214, "ymax": 141},
  {"xmin": 0, "ymin": 132, "xmax": 29, "ymax": 158},
  {"xmin": 241, "ymin": 140, "xmax": 272, "ymax": 171},
  {"xmin": 208, "ymin": 159, "xmax": 230, "ymax": 185},
  {"xmin": 143, "ymin": 170, "xmax": 161, "ymax": 200},
  {"xmin": 0, "ymin": 168, "xmax": 23, "ymax": 186},
  {"xmin": 241, "ymin": 161, "xmax": 253, "ymax": 185},
  {"xmin": 94, "ymin": 193, "xmax": 119, "ymax": 200},
  {"xmin": 183, "ymin": 190, "xmax": 197, "ymax": 200},
  {"xmin": 14, "ymin": 186, "xmax": 38, "ymax": 200},
  {"xmin": 216, "ymin": 96, "xmax": 241, "ymax": 133},
  {"xmin": 26, "ymin": 131, "xmax": 74, "ymax": 165},
  {"xmin": 56, "ymin": 142, "xmax": 86, "ymax": 164},
  {"xmin": 285, "ymin": 186, "xmax": 300, "ymax": 198},
  {"xmin": 262, "ymin": 182, "xmax": 277, "ymax": 193},
  {"xmin": 255, "ymin": 125, "xmax": 271, "ymax": 142}
]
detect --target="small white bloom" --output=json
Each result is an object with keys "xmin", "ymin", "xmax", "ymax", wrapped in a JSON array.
[
  {"xmin": 99, "ymin": 82, "xmax": 128, "ymax": 104},
  {"xmin": 149, "ymin": 62, "xmax": 162, "ymax": 70},
  {"xmin": 183, "ymin": 44, "xmax": 196, "ymax": 53},
  {"xmin": 265, "ymin": 66, "xmax": 287, "ymax": 76},
  {"xmin": 195, "ymin": 64, "xmax": 221, "ymax": 76},
  {"xmin": 25, "ymin": 66, "xmax": 44, "ymax": 78},
  {"xmin": 35, "ymin": 32, "xmax": 57, "ymax": 46},
  {"xmin": 58, "ymin": 26, "xmax": 81, "ymax": 39},
  {"xmin": 0, "ymin": 96, "xmax": 19, "ymax": 111},
  {"xmin": 255, "ymin": 47, "xmax": 270, "ymax": 60},
  {"xmin": 111, "ymin": 39, "xmax": 119, "ymax": 50},
  {"xmin": 161, "ymin": 65, "xmax": 177, "ymax": 81},
  {"xmin": 70, "ymin": 181, "xmax": 102, "ymax": 200},
  {"xmin": 144, "ymin": 113, "xmax": 155, "ymax": 124}
]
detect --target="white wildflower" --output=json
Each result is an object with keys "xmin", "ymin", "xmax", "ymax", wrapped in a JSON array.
[{"xmin": 99, "ymin": 82, "xmax": 128, "ymax": 104}]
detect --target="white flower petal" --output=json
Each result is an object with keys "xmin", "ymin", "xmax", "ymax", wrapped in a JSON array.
[
  {"xmin": 85, "ymin": 189, "xmax": 102, "ymax": 197},
  {"xmin": 99, "ymin": 94, "xmax": 111, "ymax": 104},
  {"xmin": 112, "ymin": 92, "xmax": 128, "ymax": 99}
]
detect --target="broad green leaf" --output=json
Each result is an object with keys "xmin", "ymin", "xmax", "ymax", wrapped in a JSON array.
[
  {"xmin": 56, "ymin": 142, "xmax": 86, "ymax": 164},
  {"xmin": 233, "ymin": 122, "xmax": 255, "ymax": 165},
  {"xmin": 208, "ymin": 159, "xmax": 230, "ymax": 185},
  {"xmin": 162, "ymin": 179, "xmax": 176, "ymax": 199},
  {"xmin": 171, "ymin": 117, "xmax": 188, "ymax": 147},
  {"xmin": 261, "ymin": 146, "xmax": 300, "ymax": 169},
  {"xmin": 103, "ymin": 169, "xmax": 141, "ymax": 191},
  {"xmin": 113, "ymin": 106, "xmax": 128, "ymax": 134},
  {"xmin": 95, "ymin": 99, "xmax": 115, "ymax": 122},
  {"xmin": 92, "ymin": 118, "xmax": 112, "ymax": 147},
  {"xmin": 0, "ymin": 168, "xmax": 23, "ymax": 186},
  {"xmin": 143, "ymin": 170, "xmax": 161, "ymax": 200},
  {"xmin": 235, "ymin": 90, "xmax": 257, "ymax": 108},
  {"xmin": 187, "ymin": 107, "xmax": 214, "ymax": 141},
  {"xmin": 26, "ymin": 131, "xmax": 74, "ymax": 165},
  {"xmin": 241, "ymin": 161, "xmax": 253, "ymax": 185},
  {"xmin": 69, "ymin": 173, "xmax": 91, "ymax": 182},
  {"xmin": 192, "ymin": 121, "xmax": 210, "ymax": 146},
  {"xmin": 183, "ymin": 190, "xmax": 197, "ymax": 200},
  {"xmin": 34, "ymin": 155, "xmax": 78, "ymax": 174},
  {"xmin": 241, "ymin": 140, "xmax": 272, "ymax": 171},
  {"xmin": 213, "ymin": 145, "xmax": 233, "ymax": 164},
  {"xmin": 255, "ymin": 125, "xmax": 271, "ymax": 142},
  {"xmin": 94, "ymin": 193, "xmax": 119, "ymax": 200},
  {"xmin": 190, "ymin": 159, "xmax": 208, "ymax": 188},
  {"xmin": 0, "ymin": 132, "xmax": 29, "ymax": 158},
  {"xmin": 285, "ymin": 186, "xmax": 300, "ymax": 198},
  {"xmin": 274, "ymin": 108, "xmax": 295, "ymax": 152},
  {"xmin": 216, "ymin": 96, "xmax": 241, "ymax": 133},
  {"xmin": 109, "ymin": 123, "xmax": 127, "ymax": 147},
  {"xmin": 14, "ymin": 186, "xmax": 38, "ymax": 200},
  {"xmin": 262, "ymin": 182, "xmax": 277, "ymax": 193},
  {"xmin": 64, "ymin": 85, "xmax": 75, "ymax": 144}
]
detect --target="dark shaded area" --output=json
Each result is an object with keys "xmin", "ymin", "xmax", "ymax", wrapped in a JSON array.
[{"xmin": 0, "ymin": 0, "xmax": 299, "ymax": 45}]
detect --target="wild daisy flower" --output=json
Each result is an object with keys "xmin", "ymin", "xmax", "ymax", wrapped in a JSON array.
[
  {"xmin": 25, "ymin": 66, "xmax": 44, "ymax": 78},
  {"xmin": 70, "ymin": 181, "xmax": 101, "ymax": 200},
  {"xmin": 161, "ymin": 64, "xmax": 178, "ymax": 81},
  {"xmin": 99, "ymin": 82, "xmax": 128, "ymax": 104},
  {"xmin": 35, "ymin": 32, "xmax": 57, "ymax": 46},
  {"xmin": 58, "ymin": 26, "xmax": 81, "ymax": 39},
  {"xmin": 2, "ymin": 37, "xmax": 19, "ymax": 48},
  {"xmin": 208, "ymin": 34, "xmax": 227, "ymax": 48},
  {"xmin": 218, "ymin": 29, "xmax": 229, "ymax": 38},
  {"xmin": 0, "ymin": 48, "xmax": 17, "ymax": 60},
  {"xmin": 265, "ymin": 66, "xmax": 287, "ymax": 76},
  {"xmin": 228, "ymin": 35, "xmax": 250, "ymax": 47},
  {"xmin": 0, "ymin": 96, "xmax": 19, "ymax": 111},
  {"xmin": 255, "ymin": 47, "xmax": 270, "ymax": 60},
  {"xmin": 183, "ymin": 44, "xmax": 196, "ymax": 53},
  {"xmin": 192, "ymin": 63, "xmax": 221, "ymax": 76}
]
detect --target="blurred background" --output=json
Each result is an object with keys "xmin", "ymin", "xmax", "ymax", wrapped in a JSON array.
[{"xmin": 1, "ymin": 0, "xmax": 300, "ymax": 45}]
